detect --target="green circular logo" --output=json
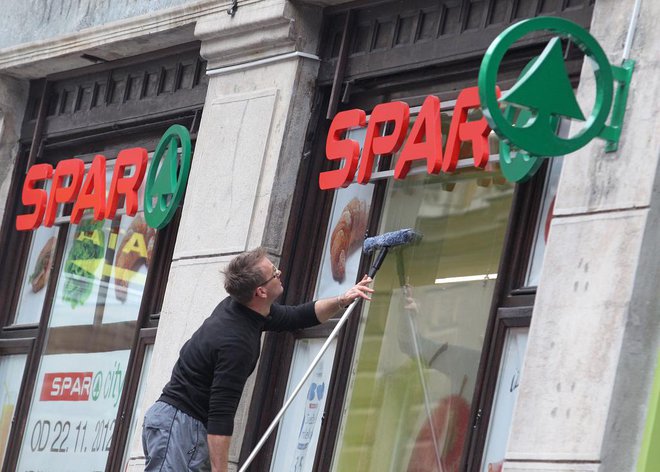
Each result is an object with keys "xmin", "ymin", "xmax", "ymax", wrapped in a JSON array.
[
  {"xmin": 144, "ymin": 125, "xmax": 192, "ymax": 229},
  {"xmin": 498, "ymin": 57, "xmax": 559, "ymax": 183},
  {"xmin": 479, "ymin": 17, "xmax": 614, "ymax": 171},
  {"xmin": 92, "ymin": 372, "xmax": 102, "ymax": 401}
]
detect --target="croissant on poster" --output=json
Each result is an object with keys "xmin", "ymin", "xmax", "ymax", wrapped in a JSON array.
[
  {"xmin": 114, "ymin": 215, "xmax": 156, "ymax": 302},
  {"xmin": 329, "ymin": 198, "xmax": 368, "ymax": 283}
]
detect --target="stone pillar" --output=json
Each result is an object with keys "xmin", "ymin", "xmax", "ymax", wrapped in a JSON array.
[
  {"xmin": 504, "ymin": 0, "xmax": 660, "ymax": 471},
  {"xmin": 0, "ymin": 74, "xmax": 28, "ymax": 225},
  {"xmin": 125, "ymin": 1, "xmax": 322, "ymax": 470}
]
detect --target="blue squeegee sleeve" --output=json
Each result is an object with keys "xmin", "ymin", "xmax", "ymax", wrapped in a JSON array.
[{"xmin": 363, "ymin": 228, "xmax": 421, "ymax": 253}]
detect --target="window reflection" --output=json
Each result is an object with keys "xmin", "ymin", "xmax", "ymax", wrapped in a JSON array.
[{"xmin": 333, "ymin": 170, "xmax": 513, "ymax": 472}]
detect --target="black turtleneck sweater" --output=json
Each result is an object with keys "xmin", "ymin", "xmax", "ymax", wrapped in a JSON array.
[{"xmin": 159, "ymin": 296, "xmax": 319, "ymax": 435}]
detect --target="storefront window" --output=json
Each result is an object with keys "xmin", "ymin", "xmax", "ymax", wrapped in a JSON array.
[
  {"xmin": 16, "ymin": 163, "xmax": 154, "ymax": 470},
  {"xmin": 332, "ymin": 168, "xmax": 514, "ymax": 471},
  {"xmin": 270, "ymin": 125, "xmax": 373, "ymax": 471}
]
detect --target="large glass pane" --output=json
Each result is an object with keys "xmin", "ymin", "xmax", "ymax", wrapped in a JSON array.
[
  {"xmin": 0, "ymin": 355, "xmax": 28, "ymax": 464},
  {"xmin": 270, "ymin": 127, "xmax": 374, "ymax": 472},
  {"xmin": 16, "ymin": 161, "xmax": 155, "ymax": 471},
  {"xmin": 333, "ymin": 168, "xmax": 514, "ymax": 472}
]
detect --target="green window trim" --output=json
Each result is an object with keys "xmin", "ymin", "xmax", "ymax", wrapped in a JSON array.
[{"xmin": 638, "ymin": 348, "xmax": 660, "ymax": 471}]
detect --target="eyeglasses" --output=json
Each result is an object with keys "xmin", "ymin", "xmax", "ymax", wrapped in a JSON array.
[{"xmin": 257, "ymin": 267, "xmax": 281, "ymax": 287}]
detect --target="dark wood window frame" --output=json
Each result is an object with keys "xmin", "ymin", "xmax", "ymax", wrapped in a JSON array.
[
  {"xmin": 241, "ymin": 0, "xmax": 592, "ymax": 467},
  {"xmin": 0, "ymin": 45, "xmax": 205, "ymax": 472},
  {"xmin": 242, "ymin": 80, "xmax": 549, "ymax": 471}
]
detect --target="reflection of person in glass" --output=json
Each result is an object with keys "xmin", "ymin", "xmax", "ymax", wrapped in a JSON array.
[
  {"xmin": 399, "ymin": 284, "xmax": 480, "ymax": 472},
  {"xmin": 142, "ymin": 247, "xmax": 373, "ymax": 472}
]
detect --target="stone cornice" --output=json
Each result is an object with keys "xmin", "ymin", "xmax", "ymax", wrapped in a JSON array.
[
  {"xmin": 195, "ymin": 0, "xmax": 303, "ymax": 70},
  {"xmin": 0, "ymin": 0, "xmax": 263, "ymax": 78}
]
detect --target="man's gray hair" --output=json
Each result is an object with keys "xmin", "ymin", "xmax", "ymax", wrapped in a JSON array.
[{"xmin": 223, "ymin": 247, "xmax": 269, "ymax": 304}]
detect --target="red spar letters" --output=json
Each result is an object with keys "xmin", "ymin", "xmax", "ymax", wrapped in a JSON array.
[
  {"xmin": 319, "ymin": 86, "xmax": 501, "ymax": 190},
  {"xmin": 16, "ymin": 148, "xmax": 148, "ymax": 231}
]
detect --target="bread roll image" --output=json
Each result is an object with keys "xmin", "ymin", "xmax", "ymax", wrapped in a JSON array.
[{"xmin": 329, "ymin": 198, "xmax": 368, "ymax": 282}]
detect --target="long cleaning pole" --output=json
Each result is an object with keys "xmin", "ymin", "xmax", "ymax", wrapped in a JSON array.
[
  {"xmin": 406, "ymin": 311, "xmax": 445, "ymax": 472},
  {"xmin": 396, "ymin": 252, "xmax": 444, "ymax": 472},
  {"xmin": 238, "ymin": 248, "xmax": 389, "ymax": 472}
]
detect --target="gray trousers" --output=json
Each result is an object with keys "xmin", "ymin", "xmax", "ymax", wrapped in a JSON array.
[{"xmin": 142, "ymin": 401, "xmax": 211, "ymax": 471}]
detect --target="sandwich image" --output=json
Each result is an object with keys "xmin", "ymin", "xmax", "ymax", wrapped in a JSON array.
[{"xmin": 62, "ymin": 218, "xmax": 106, "ymax": 309}]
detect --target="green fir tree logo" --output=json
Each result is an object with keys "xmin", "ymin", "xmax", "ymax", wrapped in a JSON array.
[{"xmin": 501, "ymin": 37, "xmax": 585, "ymax": 123}]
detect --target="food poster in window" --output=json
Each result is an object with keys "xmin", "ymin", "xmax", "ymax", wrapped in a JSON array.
[
  {"xmin": 103, "ymin": 212, "xmax": 154, "ymax": 324},
  {"xmin": 14, "ymin": 224, "xmax": 59, "ymax": 325},
  {"xmin": 106, "ymin": 158, "xmax": 152, "ymax": 322},
  {"xmin": 270, "ymin": 339, "xmax": 337, "ymax": 472},
  {"xmin": 0, "ymin": 355, "xmax": 28, "ymax": 464},
  {"xmin": 48, "ymin": 217, "xmax": 109, "ymax": 326},
  {"xmin": 16, "ymin": 351, "xmax": 129, "ymax": 471},
  {"xmin": 315, "ymin": 127, "xmax": 375, "ymax": 300},
  {"xmin": 481, "ymin": 327, "xmax": 528, "ymax": 472},
  {"xmin": 332, "ymin": 170, "xmax": 514, "ymax": 472},
  {"xmin": 48, "ymin": 161, "xmax": 151, "ymax": 327}
]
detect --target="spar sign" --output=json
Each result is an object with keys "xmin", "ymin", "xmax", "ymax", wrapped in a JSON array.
[
  {"xmin": 16, "ymin": 124, "xmax": 191, "ymax": 231},
  {"xmin": 320, "ymin": 17, "xmax": 634, "ymax": 188}
]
